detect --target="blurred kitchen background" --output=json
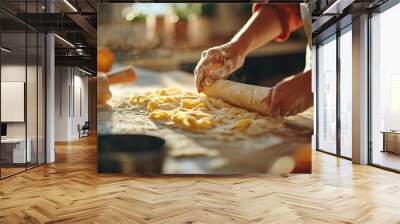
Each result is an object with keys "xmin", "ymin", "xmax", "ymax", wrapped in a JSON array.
[{"xmin": 98, "ymin": 3, "xmax": 308, "ymax": 87}]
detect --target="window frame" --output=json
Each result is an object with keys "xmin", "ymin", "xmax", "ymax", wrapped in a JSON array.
[
  {"xmin": 314, "ymin": 20, "xmax": 353, "ymax": 161},
  {"xmin": 0, "ymin": 0, "xmax": 48, "ymax": 180}
]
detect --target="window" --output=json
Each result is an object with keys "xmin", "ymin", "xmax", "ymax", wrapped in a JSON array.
[
  {"xmin": 316, "ymin": 25, "xmax": 353, "ymax": 159},
  {"xmin": 339, "ymin": 27, "xmax": 352, "ymax": 158},
  {"xmin": 370, "ymin": 2, "xmax": 400, "ymax": 171},
  {"xmin": 0, "ymin": 1, "xmax": 47, "ymax": 179},
  {"xmin": 317, "ymin": 35, "xmax": 337, "ymax": 154}
]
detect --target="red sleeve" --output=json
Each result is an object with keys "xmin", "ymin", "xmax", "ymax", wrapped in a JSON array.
[{"xmin": 253, "ymin": 3, "xmax": 303, "ymax": 42}]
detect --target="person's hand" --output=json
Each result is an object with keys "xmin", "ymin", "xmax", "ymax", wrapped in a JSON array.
[
  {"xmin": 266, "ymin": 71, "xmax": 313, "ymax": 117},
  {"xmin": 194, "ymin": 41, "xmax": 246, "ymax": 92}
]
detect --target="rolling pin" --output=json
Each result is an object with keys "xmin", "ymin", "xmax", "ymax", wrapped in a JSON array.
[
  {"xmin": 97, "ymin": 66, "xmax": 137, "ymax": 106},
  {"xmin": 97, "ymin": 72, "xmax": 112, "ymax": 106},
  {"xmin": 107, "ymin": 66, "xmax": 137, "ymax": 85},
  {"xmin": 203, "ymin": 79, "xmax": 271, "ymax": 116}
]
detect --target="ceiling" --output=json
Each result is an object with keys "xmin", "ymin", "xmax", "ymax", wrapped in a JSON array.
[
  {"xmin": 0, "ymin": 0, "xmax": 97, "ymax": 73},
  {"xmin": 312, "ymin": 0, "xmax": 391, "ymax": 43}
]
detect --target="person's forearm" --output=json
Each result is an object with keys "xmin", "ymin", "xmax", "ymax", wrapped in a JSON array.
[
  {"xmin": 230, "ymin": 6, "xmax": 283, "ymax": 55},
  {"xmin": 298, "ymin": 70, "xmax": 312, "ymax": 94}
]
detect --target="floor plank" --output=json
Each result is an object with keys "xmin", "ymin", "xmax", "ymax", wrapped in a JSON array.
[{"xmin": 0, "ymin": 135, "xmax": 399, "ymax": 224}]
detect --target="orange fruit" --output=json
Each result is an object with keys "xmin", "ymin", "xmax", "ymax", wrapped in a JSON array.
[{"xmin": 97, "ymin": 48, "xmax": 114, "ymax": 73}]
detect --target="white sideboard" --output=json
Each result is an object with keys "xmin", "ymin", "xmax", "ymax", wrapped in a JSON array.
[{"xmin": 1, "ymin": 138, "xmax": 32, "ymax": 163}]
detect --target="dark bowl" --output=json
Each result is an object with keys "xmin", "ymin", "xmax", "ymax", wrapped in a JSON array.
[
  {"xmin": 97, "ymin": 134, "xmax": 166, "ymax": 174},
  {"xmin": 98, "ymin": 134, "xmax": 165, "ymax": 153}
]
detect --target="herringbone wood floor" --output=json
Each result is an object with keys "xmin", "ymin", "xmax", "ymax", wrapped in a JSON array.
[{"xmin": 1, "ymin": 135, "xmax": 400, "ymax": 224}]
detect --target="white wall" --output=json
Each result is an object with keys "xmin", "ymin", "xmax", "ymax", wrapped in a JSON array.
[
  {"xmin": 1, "ymin": 65, "xmax": 26, "ymax": 81},
  {"xmin": 1, "ymin": 65, "xmax": 33, "ymax": 138},
  {"xmin": 1, "ymin": 65, "xmax": 26, "ymax": 142},
  {"xmin": 78, "ymin": 73, "xmax": 90, "ymax": 138},
  {"xmin": 55, "ymin": 67, "xmax": 69, "ymax": 141},
  {"xmin": 54, "ymin": 67, "xmax": 89, "ymax": 141}
]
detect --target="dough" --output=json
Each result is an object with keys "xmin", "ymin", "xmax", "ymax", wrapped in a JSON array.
[
  {"xmin": 170, "ymin": 148, "xmax": 218, "ymax": 158},
  {"xmin": 127, "ymin": 87, "xmax": 282, "ymax": 138},
  {"xmin": 203, "ymin": 79, "xmax": 271, "ymax": 116}
]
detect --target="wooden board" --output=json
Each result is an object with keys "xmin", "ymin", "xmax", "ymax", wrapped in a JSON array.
[{"xmin": 97, "ymin": 68, "xmax": 313, "ymax": 174}]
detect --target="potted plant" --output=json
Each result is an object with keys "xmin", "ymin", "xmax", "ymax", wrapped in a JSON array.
[
  {"xmin": 124, "ymin": 11, "xmax": 149, "ymax": 50},
  {"xmin": 188, "ymin": 4, "xmax": 216, "ymax": 46},
  {"xmin": 171, "ymin": 4, "xmax": 200, "ymax": 43}
]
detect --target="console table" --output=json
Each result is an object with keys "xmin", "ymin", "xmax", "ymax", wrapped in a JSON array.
[{"xmin": 382, "ymin": 131, "xmax": 400, "ymax": 154}]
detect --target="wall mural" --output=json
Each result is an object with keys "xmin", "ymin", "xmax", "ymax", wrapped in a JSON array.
[{"xmin": 97, "ymin": 3, "xmax": 313, "ymax": 174}]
